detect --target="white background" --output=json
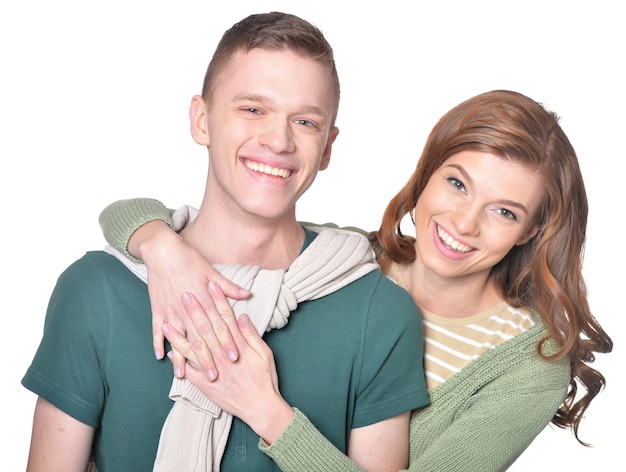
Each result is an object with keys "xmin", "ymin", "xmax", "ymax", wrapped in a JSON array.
[{"xmin": 2, "ymin": 1, "xmax": 623, "ymax": 469}]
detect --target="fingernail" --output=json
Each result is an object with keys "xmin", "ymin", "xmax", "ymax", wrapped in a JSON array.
[
  {"xmin": 207, "ymin": 369, "xmax": 217, "ymax": 381},
  {"xmin": 239, "ymin": 313, "xmax": 252, "ymax": 328},
  {"xmin": 228, "ymin": 350, "xmax": 238, "ymax": 362},
  {"xmin": 155, "ymin": 350, "xmax": 163, "ymax": 360},
  {"xmin": 182, "ymin": 292, "xmax": 193, "ymax": 304},
  {"xmin": 175, "ymin": 367, "xmax": 183, "ymax": 378}
]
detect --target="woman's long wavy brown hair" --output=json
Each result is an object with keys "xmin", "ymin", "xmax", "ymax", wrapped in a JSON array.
[{"xmin": 372, "ymin": 90, "xmax": 612, "ymax": 444}]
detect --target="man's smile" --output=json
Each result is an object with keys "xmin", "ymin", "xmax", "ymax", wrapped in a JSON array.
[{"xmin": 244, "ymin": 158, "xmax": 292, "ymax": 178}]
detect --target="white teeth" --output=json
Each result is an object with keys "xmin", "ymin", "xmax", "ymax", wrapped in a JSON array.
[
  {"xmin": 436, "ymin": 225, "xmax": 472, "ymax": 253},
  {"xmin": 245, "ymin": 160, "xmax": 291, "ymax": 178}
]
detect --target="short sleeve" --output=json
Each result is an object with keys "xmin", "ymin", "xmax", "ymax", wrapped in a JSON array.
[{"xmin": 353, "ymin": 277, "xmax": 428, "ymax": 427}]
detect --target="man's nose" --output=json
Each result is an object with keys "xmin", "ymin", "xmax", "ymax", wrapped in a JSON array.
[{"xmin": 258, "ymin": 118, "xmax": 296, "ymax": 153}]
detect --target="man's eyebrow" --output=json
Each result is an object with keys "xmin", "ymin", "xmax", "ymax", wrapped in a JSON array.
[
  {"xmin": 232, "ymin": 93, "xmax": 269, "ymax": 104},
  {"xmin": 300, "ymin": 105, "xmax": 327, "ymax": 118}
]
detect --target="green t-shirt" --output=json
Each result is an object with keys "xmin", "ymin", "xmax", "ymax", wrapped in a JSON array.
[
  {"xmin": 23, "ymin": 229, "xmax": 428, "ymax": 471},
  {"xmin": 23, "ymin": 251, "xmax": 172, "ymax": 470}
]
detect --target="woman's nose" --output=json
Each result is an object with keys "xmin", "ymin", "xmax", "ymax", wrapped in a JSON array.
[{"xmin": 451, "ymin": 203, "xmax": 481, "ymax": 236}]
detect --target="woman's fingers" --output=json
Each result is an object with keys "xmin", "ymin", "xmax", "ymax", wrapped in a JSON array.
[
  {"xmin": 176, "ymin": 292, "xmax": 226, "ymax": 380},
  {"xmin": 161, "ymin": 322, "xmax": 209, "ymax": 378},
  {"xmin": 185, "ymin": 288, "xmax": 239, "ymax": 361},
  {"xmin": 237, "ymin": 314, "xmax": 279, "ymax": 388},
  {"xmin": 207, "ymin": 283, "xmax": 275, "ymax": 377},
  {"xmin": 207, "ymin": 282, "xmax": 247, "ymax": 357},
  {"xmin": 148, "ymin": 281, "xmax": 190, "ymax": 375},
  {"xmin": 137, "ymin": 222, "xmax": 250, "ymax": 375},
  {"xmin": 162, "ymin": 285, "xmax": 264, "ymax": 383},
  {"xmin": 211, "ymin": 274, "xmax": 251, "ymax": 301},
  {"xmin": 174, "ymin": 289, "xmax": 240, "ymax": 379}
]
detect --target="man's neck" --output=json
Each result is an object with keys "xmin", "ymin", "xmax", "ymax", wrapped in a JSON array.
[{"xmin": 180, "ymin": 210, "xmax": 305, "ymax": 270}]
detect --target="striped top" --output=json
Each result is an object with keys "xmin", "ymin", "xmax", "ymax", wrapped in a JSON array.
[{"xmin": 386, "ymin": 262, "xmax": 535, "ymax": 390}]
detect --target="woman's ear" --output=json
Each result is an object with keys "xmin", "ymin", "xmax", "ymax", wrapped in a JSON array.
[
  {"xmin": 189, "ymin": 95, "xmax": 210, "ymax": 146},
  {"xmin": 515, "ymin": 224, "xmax": 539, "ymax": 246}
]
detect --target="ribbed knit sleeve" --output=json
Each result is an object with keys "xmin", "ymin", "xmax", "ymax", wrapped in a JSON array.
[
  {"xmin": 260, "ymin": 324, "xmax": 570, "ymax": 472},
  {"xmin": 98, "ymin": 198, "xmax": 174, "ymax": 261},
  {"xmin": 259, "ymin": 409, "xmax": 366, "ymax": 472}
]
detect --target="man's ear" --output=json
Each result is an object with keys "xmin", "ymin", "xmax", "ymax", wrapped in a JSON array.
[
  {"xmin": 515, "ymin": 224, "xmax": 539, "ymax": 246},
  {"xmin": 319, "ymin": 127, "xmax": 339, "ymax": 171},
  {"xmin": 189, "ymin": 95, "xmax": 210, "ymax": 146}
]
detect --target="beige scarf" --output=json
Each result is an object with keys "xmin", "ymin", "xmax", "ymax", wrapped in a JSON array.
[{"xmin": 105, "ymin": 207, "xmax": 378, "ymax": 471}]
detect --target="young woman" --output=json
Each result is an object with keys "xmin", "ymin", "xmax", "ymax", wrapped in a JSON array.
[{"xmin": 100, "ymin": 89, "xmax": 612, "ymax": 471}]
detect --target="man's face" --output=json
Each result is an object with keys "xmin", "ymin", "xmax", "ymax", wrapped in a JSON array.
[{"xmin": 193, "ymin": 48, "xmax": 339, "ymax": 223}]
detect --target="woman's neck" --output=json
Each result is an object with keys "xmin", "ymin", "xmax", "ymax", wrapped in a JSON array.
[{"xmin": 396, "ymin": 261, "xmax": 504, "ymax": 318}]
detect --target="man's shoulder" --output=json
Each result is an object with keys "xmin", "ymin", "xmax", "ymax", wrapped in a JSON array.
[
  {"xmin": 357, "ymin": 269, "xmax": 413, "ymax": 297},
  {"xmin": 331, "ymin": 270, "xmax": 419, "ymax": 320},
  {"xmin": 48, "ymin": 251, "xmax": 150, "ymax": 335},
  {"xmin": 65, "ymin": 250, "xmax": 136, "ymax": 272},
  {"xmin": 56, "ymin": 250, "xmax": 145, "ymax": 293}
]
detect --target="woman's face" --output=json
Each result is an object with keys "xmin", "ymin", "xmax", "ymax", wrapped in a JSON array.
[{"xmin": 413, "ymin": 150, "xmax": 544, "ymax": 281}]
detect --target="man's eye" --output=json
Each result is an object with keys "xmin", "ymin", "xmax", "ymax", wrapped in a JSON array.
[{"xmin": 295, "ymin": 119, "xmax": 316, "ymax": 128}]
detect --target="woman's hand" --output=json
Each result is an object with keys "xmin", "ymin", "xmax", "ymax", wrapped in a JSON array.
[
  {"xmin": 129, "ymin": 220, "xmax": 250, "ymax": 377},
  {"xmin": 163, "ymin": 284, "xmax": 295, "ymax": 443}
]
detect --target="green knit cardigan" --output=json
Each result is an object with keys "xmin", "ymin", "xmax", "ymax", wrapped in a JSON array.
[{"xmin": 99, "ymin": 198, "xmax": 571, "ymax": 472}]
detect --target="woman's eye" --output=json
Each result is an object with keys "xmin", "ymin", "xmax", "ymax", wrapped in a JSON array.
[
  {"xmin": 497, "ymin": 208, "xmax": 518, "ymax": 222},
  {"xmin": 448, "ymin": 177, "xmax": 466, "ymax": 192}
]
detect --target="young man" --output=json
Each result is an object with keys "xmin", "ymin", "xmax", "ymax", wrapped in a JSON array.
[{"xmin": 23, "ymin": 12, "xmax": 427, "ymax": 471}]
